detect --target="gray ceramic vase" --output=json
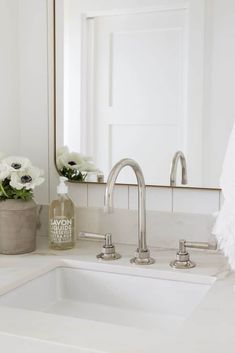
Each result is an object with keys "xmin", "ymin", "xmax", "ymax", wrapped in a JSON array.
[{"xmin": 0, "ymin": 199, "xmax": 37, "ymax": 254}]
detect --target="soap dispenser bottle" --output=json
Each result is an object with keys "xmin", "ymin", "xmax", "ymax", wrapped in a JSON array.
[{"xmin": 49, "ymin": 177, "xmax": 75, "ymax": 250}]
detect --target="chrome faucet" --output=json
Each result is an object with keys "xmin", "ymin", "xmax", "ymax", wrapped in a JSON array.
[
  {"xmin": 104, "ymin": 158, "xmax": 155, "ymax": 265},
  {"xmin": 170, "ymin": 151, "xmax": 188, "ymax": 186}
]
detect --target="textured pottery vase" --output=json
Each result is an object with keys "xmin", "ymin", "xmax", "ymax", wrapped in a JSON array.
[{"xmin": 0, "ymin": 199, "xmax": 37, "ymax": 254}]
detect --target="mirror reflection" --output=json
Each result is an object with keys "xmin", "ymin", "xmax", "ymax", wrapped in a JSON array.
[{"xmin": 55, "ymin": 0, "xmax": 235, "ymax": 187}]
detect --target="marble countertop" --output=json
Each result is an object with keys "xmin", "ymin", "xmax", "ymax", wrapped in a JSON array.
[{"xmin": 0, "ymin": 237, "xmax": 234, "ymax": 353}]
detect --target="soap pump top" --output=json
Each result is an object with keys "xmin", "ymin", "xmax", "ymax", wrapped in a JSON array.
[{"xmin": 57, "ymin": 176, "xmax": 68, "ymax": 195}]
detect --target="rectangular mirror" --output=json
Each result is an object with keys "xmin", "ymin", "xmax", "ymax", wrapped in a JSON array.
[{"xmin": 54, "ymin": 0, "xmax": 235, "ymax": 188}]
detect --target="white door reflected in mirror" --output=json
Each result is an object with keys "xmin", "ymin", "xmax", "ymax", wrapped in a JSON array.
[{"xmin": 55, "ymin": 0, "xmax": 235, "ymax": 187}]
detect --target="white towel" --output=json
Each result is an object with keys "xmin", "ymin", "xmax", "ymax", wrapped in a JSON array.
[{"xmin": 213, "ymin": 122, "xmax": 235, "ymax": 268}]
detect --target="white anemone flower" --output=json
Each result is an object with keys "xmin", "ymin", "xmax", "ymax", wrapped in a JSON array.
[
  {"xmin": 57, "ymin": 146, "xmax": 69, "ymax": 157},
  {"xmin": 80, "ymin": 161, "xmax": 98, "ymax": 172},
  {"xmin": 2, "ymin": 156, "xmax": 31, "ymax": 172},
  {"xmin": 10, "ymin": 166, "xmax": 45, "ymax": 190},
  {"xmin": 57, "ymin": 152, "xmax": 85, "ymax": 171},
  {"xmin": 0, "ymin": 152, "xmax": 5, "ymax": 161},
  {"xmin": 83, "ymin": 155, "xmax": 94, "ymax": 162},
  {"xmin": 0, "ymin": 163, "xmax": 10, "ymax": 181}
]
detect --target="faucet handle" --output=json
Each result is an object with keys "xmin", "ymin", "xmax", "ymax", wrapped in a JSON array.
[
  {"xmin": 170, "ymin": 239, "xmax": 217, "ymax": 269},
  {"xmin": 79, "ymin": 231, "xmax": 121, "ymax": 261}
]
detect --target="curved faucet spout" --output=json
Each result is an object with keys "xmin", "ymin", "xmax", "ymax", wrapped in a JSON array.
[
  {"xmin": 104, "ymin": 158, "xmax": 154, "ymax": 265},
  {"xmin": 170, "ymin": 151, "xmax": 188, "ymax": 186}
]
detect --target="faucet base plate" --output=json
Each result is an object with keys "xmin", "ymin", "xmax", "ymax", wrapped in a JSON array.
[
  {"xmin": 170, "ymin": 259, "xmax": 196, "ymax": 269},
  {"xmin": 130, "ymin": 257, "xmax": 155, "ymax": 265},
  {"xmin": 97, "ymin": 253, "xmax": 121, "ymax": 261}
]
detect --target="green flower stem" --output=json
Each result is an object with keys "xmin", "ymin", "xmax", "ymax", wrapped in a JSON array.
[
  {"xmin": 60, "ymin": 167, "xmax": 87, "ymax": 181},
  {"xmin": 0, "ymin": 183, "xmax": 9, "ymax": 198}
]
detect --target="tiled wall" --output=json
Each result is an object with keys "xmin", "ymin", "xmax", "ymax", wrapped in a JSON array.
[
  {"xmin": 68, "ymin": 183, "xmax": 222, "ymax": 214},
  {"xmin": 38, "ymin": 184, "xmax": 222, "ymax": 249}
]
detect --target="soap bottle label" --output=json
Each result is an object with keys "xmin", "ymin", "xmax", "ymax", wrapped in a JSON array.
[{"xmin": 50, "ymin": 217, "xmax": 74, "ymax": 243}]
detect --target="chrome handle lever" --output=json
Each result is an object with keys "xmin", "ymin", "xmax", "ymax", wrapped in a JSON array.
[
  {"xmin": 79, "ymin": 231, "xmax": 106, "ymax": 241},
  {"xmin": 170, "ymin": 239, "xmax": 217, "ymax": 269},
  {"xmin": 183, "ymin": 240, "xmax": 217, "ymax": 251},
  {"xmin": 78, "ymin": 231, "xmax": 121, "ymax": 261}
]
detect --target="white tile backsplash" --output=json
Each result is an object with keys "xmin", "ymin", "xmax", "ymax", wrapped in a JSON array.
[
  {"xmin": 172, "ymin": 188, "xmax": 220, "ymax": 214},
  {"xmin": 129, "ymin": 186, "xmax": 172, "ymax": 212},
  {"xmin": 88, "ymin": 184, "xmax": 129, "ymax": 209},
  {"xmin": 36, "ymin": 204, "xmax": 49, "ymax": 237},
  {"xmin": 68, "ymin": 183, "xmax": 88, "ymax": 207},
  {"xmin": 39, "ymin": 183, "xmax": 220, "ymax": 248},
  {"xmin": 113, "ymin": 185, "xmax": 129, "ymax": 209},
  {"xmin": 88, "ymin": 184, "xmax": 105, "ymax": 208},
  {"xmin": 67, "ymin": 183, "xmax": 220, "ymax": 216},
  {"xmin": 147, "ymin": 187, "xmax": 172, "ymax": 212}
]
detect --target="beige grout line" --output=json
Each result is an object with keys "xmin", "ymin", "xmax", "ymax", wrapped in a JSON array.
[
  {"xmin": 219, "ymin": 190, "xmax": 223, "ymax": 210},
  {"xmin": 86, "ymin": 184, "xmax": 89, "ymax": 208},
  {"xmin": 171, "ymin": 188, "xmax": 174, "ymax": 213}
]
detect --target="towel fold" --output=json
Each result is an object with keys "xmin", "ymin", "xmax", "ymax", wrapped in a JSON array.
[{"xmin": 213, "ymin": 122, "xmax": 235, "ymax": 268}]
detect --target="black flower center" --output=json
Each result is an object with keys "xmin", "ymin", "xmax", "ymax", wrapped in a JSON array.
[
  {"xmin": 11, "ymin": 163, "xmax": 21, "ymax": 170},
  {"xmin": 21, "ymin": 175, "xmax": 32, "ymax": 184},
  {"xmin": 68, "ymin": 161, "xmax": 76, "ymax": 166}
]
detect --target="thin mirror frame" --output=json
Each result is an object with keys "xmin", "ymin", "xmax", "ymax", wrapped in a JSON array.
[{"xmin": 52, "ymin": 0, "xmax": 221, "ymax": 191}]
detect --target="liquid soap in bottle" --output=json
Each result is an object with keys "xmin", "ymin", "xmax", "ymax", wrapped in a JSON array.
[{"xmin": 49, "ymin": 177, "xmax": 75, "ymax": 250}]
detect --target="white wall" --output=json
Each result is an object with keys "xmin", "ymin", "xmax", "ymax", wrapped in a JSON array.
[
  {"xmin": 18, "ymin": 0, "xmax": 50, "ymax": 205},
  {"xmin": 203, "ymin": 0, "xmax": 235, "ymax": 187},
  {"xmin": 0, "ymin": 0, "xmax": 52, "ymax": 205},
  {"xmin": 0, "ymin": 0, "xmax": 20, "ymax": 155}
]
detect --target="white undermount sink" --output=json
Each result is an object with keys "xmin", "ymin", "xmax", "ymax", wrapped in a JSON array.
[{"xmin": 0, "ymin": 263, "xmax": 215, "ymax": 332}]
